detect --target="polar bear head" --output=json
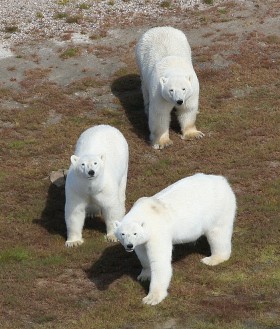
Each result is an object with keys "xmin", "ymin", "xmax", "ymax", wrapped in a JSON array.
[
  {"xmin": 160, "ymin": 75, "xmax": 193, "ymax": 106},
  {"xmin": 114, "ymin": 220, "xmax": 149, "ymax": 252},
  {"xmin": 70, "ymin": 154, "xmax": 104, "ymax": 180}
]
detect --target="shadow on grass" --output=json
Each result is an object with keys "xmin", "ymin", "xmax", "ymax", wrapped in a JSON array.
[
  {"xmin": 111, "ymin": 74, "xmax": 182, "ymax": 141},
  {"xmin": 111, "ymin": 74, "xmax": 149, "ymax": 143},
  {"xmin": 35, "ymin": 182, "xmax": 106, "ymax": 240},
  {"xmin": 86, "ymin": 236, "xmax": 210, "ymax": 291}
]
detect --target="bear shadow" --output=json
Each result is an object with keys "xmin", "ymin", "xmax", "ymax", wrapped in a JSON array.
[
  {"xmin": 111, "ymin": 74, "xmax": 149, "ymax": 143},
  {"xmin": 85, "ymin": 236, "xmax": 211, "ymax": 292},
  {"xmin": 34, "ymin": 179, "xmax": 106, "ymax": 240},
  {"xmin": 111, "ymin": 74, "xmax": 182, "ymax": 142}
]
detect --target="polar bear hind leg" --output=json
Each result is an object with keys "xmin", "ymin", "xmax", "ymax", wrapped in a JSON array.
[
  {"xmin": 201, "ymin": 227, "xmax": 232, "ymax": 266},
  {"xmin": 141, "ymin": 80, "xmax": 149, "ymax": 116},
  {"xmin": 103, "ymin": 205, "xmax": 125, "ymax": 242}
]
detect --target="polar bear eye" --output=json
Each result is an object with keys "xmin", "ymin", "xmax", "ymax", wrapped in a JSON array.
[
  {"xmin": 81, "ymin": 163, "xmax": 85, "ymax": 167},
  {"xmin": 121, "ymin": 233, "xmax": 125, "ymax": 236},
  {"xmin": 169, "ymin": 89, "xmax": 174, "ymax": 93},
  {"xmin": 94, "ymin": 162, "xmax": 97, "ymax": 165},
  {"xmin": 182, "ymin": 88, "xmax": 186, "ymax": 91},
  {"xmin": 134, "ymin": 233, "xmax": 137, "ymax": 236}
]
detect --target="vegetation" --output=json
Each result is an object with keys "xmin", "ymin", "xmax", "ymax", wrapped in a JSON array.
[{"xmin": 0, "ymin": 1, "xmax": 279, "ymax": 328}]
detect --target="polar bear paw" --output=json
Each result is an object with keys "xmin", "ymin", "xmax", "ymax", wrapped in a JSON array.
[
  {"xmin": 181, "ymin": 130, "xmax": 204, "ymax": 140},
  {"xmin": 137, "ymin": 269, "xmax": 151, "ymax": 282},
  {"xmin": 152, "ymin": 139, "xmax": 173, "ymax": 150},
  {"xmin": 201, "ymin": 255, "xmax": 228, "ymax": 266},
  {"xmin": 142, "ymin": 290, "xmax": 168, "ymax": 306},
  {"xmin": 105, "ymin": 233, "xmax": 118, "ymax": 243},
  {"xmin": 65, "ymin": 239, "xmax": 84, "ymax": 247}
]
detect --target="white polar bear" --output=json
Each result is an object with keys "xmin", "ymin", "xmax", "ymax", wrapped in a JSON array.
[
  {"xmin": 136, "ymin": 26, "xmax": 204, "ymax": 149},
  {"xmin": 114, "ymin": 173, "xmax": 236, "ymax": 305},
  {"xmin": 65, "ymin": 125, "xmax": 129, "ymax": 247}
]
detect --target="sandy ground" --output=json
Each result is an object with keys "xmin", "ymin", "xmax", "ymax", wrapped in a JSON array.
[{"xmin": 0, "ymin": 0, "xmax": 279, "ymax": 115}]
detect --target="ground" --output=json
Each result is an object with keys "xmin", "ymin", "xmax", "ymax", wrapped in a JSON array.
[{"xmin": 0, "ymin": 0, "xmax": 279, "ymax": 328}]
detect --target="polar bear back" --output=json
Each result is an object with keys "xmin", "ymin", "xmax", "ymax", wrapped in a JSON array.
[
  {"xmin": 73, "ymin": 125, "xmax": 128, "ymax": 179},
  {"xmin": 136, "ymin": 26, "xmax": 192, "ymax": 76},
  {"xmin": 75, "ymin": 125, "xmax": 128, "ymax": 162},
  {"xmin": 154, "ymin": 174, "xmax": 236, "ymax": 242}
]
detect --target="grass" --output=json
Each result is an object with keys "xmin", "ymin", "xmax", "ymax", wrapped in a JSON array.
[
  {"xmin": 59, "ymin": 47, "xmax": 82, "ymax": 59},
  {"xmin": 4, "ymin": 25, "xmax": 20, "ymax": 33},
  {"xmin": 0, "ymin": 1, "xmax": 279, "ymax": 329}
]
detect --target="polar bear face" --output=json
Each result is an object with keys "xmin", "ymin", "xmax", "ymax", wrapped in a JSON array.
[
  {"xmin": 160, "ymin": 75, "xmax": 193, "ymax": 106},
  {"xmin": 70, "ymin": 154, "xmax": 104, "ymax": 180},
  {"xmin": 114, "ymin": 221, "xmax": 149, "ymax": 252}
]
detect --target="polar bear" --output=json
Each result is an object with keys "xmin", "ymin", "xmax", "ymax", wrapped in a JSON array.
[
  {"xmin": 114, "ymin": 173, "xmax": 236, "ymax": 305},
  {"xmin": 136, "ymin": 26, "xmax": 204, "ymax": 149},
  {"xmin": 65, "ymin": 125, "xmax": 129, "ymax": 247}
]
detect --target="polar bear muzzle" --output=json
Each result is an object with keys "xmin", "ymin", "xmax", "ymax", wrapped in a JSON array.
[
  {"xmin": 88, "ymin": 169, "xmax": 95, "ymax": 177},
  {"xmin": 125, "ymin": 243, "xmax": 134, "ymax": 252}
]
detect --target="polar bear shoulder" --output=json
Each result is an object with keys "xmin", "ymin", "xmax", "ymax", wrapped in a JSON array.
[
  {"xmin": 136, "ymin": 26, "xmax": 192, "ymax": 72},
  {"xmin": 115, "ymin": 174, "xmax": 236, "ymax": 305},
  {"xmin": 65, "ymin": 125, "xmax": 129, "ymax": 246}
]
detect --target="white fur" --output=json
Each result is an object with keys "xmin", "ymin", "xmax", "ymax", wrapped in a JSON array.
[
  {"xmin": 136, "ymin": 26, "xmax": 204, "ymax": 149},
  {"xmin": 65, "ymin": 125, "xmax": 129, "ymax": 247},
  {"xmin": 114, "ymin": 173, "xmax": 236, "ymax": 305}
]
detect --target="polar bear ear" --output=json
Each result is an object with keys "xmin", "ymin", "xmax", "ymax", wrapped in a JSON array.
[
  {"xmin": 114, "ymin": 221, "xmax": 121, "ymax": 229},
  {"xmin": 100, "ymin": 153, "xmax": 106, "ymax": 161},
  {"xmin": 70, "ymin": 155, "xmax": 79, "ymax": 166},
  {"xmin": 160, "ymin": 77, "xmax": 168, "ymax": 85}
]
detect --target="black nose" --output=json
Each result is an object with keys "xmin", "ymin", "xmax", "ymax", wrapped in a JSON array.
[
  {"xmin": 177, "ymin": 99, "xmax": 183, "ymax": 105},
  {"xmin": 88, "ymin": 170, "xmax": 95, "ymax": 176},
  {"xmin": 127, "ymin": 243, "xmax": 133, "ymax": 249}
]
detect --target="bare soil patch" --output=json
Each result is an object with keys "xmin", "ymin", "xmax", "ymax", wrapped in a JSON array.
[{"xmin": 0, "ymin": 1, "xmax": 279, "ymax": 328}]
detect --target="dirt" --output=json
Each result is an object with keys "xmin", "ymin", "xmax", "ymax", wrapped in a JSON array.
[
  {"xmin": 0, "ymin": 0, "xmax": 279, "ymax": 328},
  {"xmin": 0, "ymin": 1, "xmax": 278, "ymax": 112}
]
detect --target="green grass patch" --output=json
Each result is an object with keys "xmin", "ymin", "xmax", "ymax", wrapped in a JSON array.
[
  {"xmin": 0, "ymin": 247, "xmax": 31, "ymax": 263},
  {"xmin": 4, "ymin": 25, "xmax": 20, "ymax": 33},
  {"xmin": 78, "ymin": 3, "xmax": 91, "ymax": 9},
  {"xmin": 0, "ymin": 2, "xmax": 280, "ymax": 328},
  {"xmin": 54, "ymin": 12, "xmax": 68, "ymax": 19},
  {"xmin": 160, "ymin": 1, "xmax": 171, "ymax": 8},
  {"xmin": 59, "ymin": 47, "xmax": 82, "ymax": 59}
]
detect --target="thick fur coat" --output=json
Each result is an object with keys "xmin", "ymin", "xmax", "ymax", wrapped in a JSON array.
[
  {"xmin": 65, "ymin": 125, "xmax": 129, "ymax": 246},
  {"xmin": 136, "ymin": 26, "xmax": 204, "ymax": 149},
  {"xmin": 115, "ymin": 174, "xmax": 236, "ymax": 305}
]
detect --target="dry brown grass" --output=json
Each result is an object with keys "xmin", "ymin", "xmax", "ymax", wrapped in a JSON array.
[{"xmin": 0, "ymin": 1, "xmax": 279, "ymax": 328}]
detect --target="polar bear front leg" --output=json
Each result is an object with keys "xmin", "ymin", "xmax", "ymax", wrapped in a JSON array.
[
  {"xmin": 148, "ymin": 102, "xmax": 173, "ymax": 150},
  {"xmin": 177, "ymin": 100, "xmax": 204, "ymax": 140},
  {"xmin": 135, "ymin": 245, "xmax": 151, "ymax": 282},
  {"xmin": 142, "ymin": 241, "xmax": 173, "ymax": 305},
  {"xmin": 65, "ymin": 197, "xmax": 86, "ymax": 247}
]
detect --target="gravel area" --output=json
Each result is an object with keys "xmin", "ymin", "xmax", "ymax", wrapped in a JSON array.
[{"xmin": 0, "ymin": 0, "xmax": 227, "ymax": 47}]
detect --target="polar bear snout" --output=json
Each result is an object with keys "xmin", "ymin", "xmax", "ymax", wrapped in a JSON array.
[
  {"xmin": 126, "ymin": 243, "xmax": 134, "ymax": 252},
  {"xmin": 176, "ymin": 99, "xmax": 183, "ymax": 105},
  {"xmin": 88, "ymin": 169, "xmax": 95, "ymax": 177}
]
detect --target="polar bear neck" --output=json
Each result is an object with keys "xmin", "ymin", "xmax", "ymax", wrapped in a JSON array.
[
  {"xmin": 157, "ymin": 55, "xmax": 191, "ymax": 71},
  {"xmin": 86, "ymin": 174, "xmax": 105, "ymax": 194}
]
